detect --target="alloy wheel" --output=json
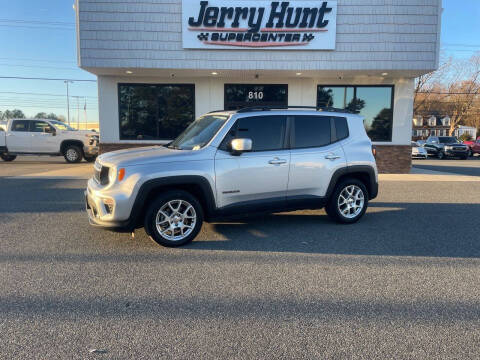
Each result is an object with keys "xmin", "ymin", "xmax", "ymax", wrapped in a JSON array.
[
  {"xmin": 337, "ymin": 185, "xmax": 365, "ymax": 219},
  {"xmin": 155, "ymin": 200, "xmax": 197, "ymax": 241},
  {"xmin": 66, "ymin": 148, "xmax": 79, "ymax": 162}
]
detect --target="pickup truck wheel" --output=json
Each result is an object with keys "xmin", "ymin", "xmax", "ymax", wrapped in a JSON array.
[
  {"xmin": 144, "ymin": 190, "xmax": 203, "ymax": 247},
  {"xmin": 325, "ymin": 178, "xmax": 368, "ymax": 224},
  {"xmin": 63, "ymin": 145, "xmax": 83, "ymax": 163},
  {"xmin": 0, "ymin": 154, "xmax": 16, "ymax": 162},
  {"xmin": 437, "ymin": 151, "xmax": 444, "ymax": 160},
  {"xmin": 84, "ymin": 155, "xmax": 97, "ymax": 163}
]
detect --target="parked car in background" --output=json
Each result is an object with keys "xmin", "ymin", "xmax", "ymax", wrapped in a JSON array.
[
  {"xmin": 416, "ymin": 139, "xmax": 426, "ymax": 147},
  {"xmin": 463, "ymin": 137, "xmax": 480, "ymax": 157},
  {"xmin": 411, "ymin": 141, "xmax": 428, "ymax": 159},
  {"xmin": 424, "ymin": 136, "xmax": 469, "ymax": 160},
  {"xmin": 86, "ymin": 107, "xmax": 378, "ymax": 247},
  {"xmin": 0, "ymin": 118, "xmax": 99, "ymax": 163}
]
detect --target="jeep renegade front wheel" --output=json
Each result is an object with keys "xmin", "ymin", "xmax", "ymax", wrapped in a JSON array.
[
  {"xmin": 144, "ymin": 191, "xmax": 203, "ymax": 247},
  {"xmin": 325, "ymin": 178, "xmax": 368, "ymax": 224}
]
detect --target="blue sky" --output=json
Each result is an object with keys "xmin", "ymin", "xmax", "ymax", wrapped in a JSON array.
[{"xmin": 0, "ymin": 0, "xmax": 478, "ymax": 123}]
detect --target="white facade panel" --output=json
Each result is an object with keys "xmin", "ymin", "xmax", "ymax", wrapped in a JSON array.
[{"xmin": 77, "ymin": 0, "xmax": 442, "ymax": 74}]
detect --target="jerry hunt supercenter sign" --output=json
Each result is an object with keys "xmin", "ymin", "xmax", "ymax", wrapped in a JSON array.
[{"xmin": 182, "ymin": 1, "xmax": 337, "ymax": 49}]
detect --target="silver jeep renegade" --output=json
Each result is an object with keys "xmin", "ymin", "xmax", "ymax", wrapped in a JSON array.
[{"xmin": 85, "ymin": 107, "xmax": 378, "ymax": 247}]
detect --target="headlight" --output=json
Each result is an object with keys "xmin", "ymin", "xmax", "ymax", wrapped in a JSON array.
[
  {"xmin": 108, "ymin": 167, "xmax": 117, "ymax": 184},
  {"xmin": 444, "ymin": 146, "xmax": 452, "ymax": 150}
]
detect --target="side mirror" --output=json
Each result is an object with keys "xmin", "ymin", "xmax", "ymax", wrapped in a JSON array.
[
  {"xmin": 230, "ymin": 138, "xmax": 252, "ymax": 155},
  {"xmin": 45, "ymin": 126, "xmax": 56, "ymax": 136}
]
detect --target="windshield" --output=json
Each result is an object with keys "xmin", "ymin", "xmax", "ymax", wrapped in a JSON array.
[
  {"xmin": 168, "ymin": 115, "xmax": 229, "ymax": 150},
  {"xmin": 49, "ymin": 120, "xmax": 75, "ymax": 131},
  {"xmin": 438, "ymin": 136, "xmax": 457, "ymax": 144},
  {"xmin": 411, "ymin": 142, "xmax": 419, "ymax": 148}
]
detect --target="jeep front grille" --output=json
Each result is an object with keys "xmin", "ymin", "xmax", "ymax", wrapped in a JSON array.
[{"xmin": 94, "ymin": 163, "xmax": 110, "ymax": 185}]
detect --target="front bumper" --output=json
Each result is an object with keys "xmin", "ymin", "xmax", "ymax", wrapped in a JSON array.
[
  {"xmin": 85, "ymin": 189, "xmax": 133, "ymax": 231},
  {"xmin": 444, "ymin": 149, "xmax": 468, "ymax": 157},
  {"xmin": 84, "ymin": 144, "xmax": 99, "ymax": 157}
]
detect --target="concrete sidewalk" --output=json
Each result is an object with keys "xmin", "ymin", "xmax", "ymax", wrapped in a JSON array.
[{"xmin": 380, "ymin": 166, "xmax": 480, "ymax": 182}]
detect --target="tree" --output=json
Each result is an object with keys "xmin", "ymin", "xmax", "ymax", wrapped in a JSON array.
[
  {"xmin": 1, "ymin": 109, "xmax": 26, "ymax": 120},
  {"xmin": 346, "ymin": 97, "xmax": 365, "ymax": 114},
  {"xmin": 34, "ymin": 112, "xmax": 48, "ymax": 119},
  {"xmin": 415, "ymin": 56, "xmax": 480, "ymax": 135},
  {"xmin": 367, "ymin": 108, "xmax": 393, "ymax": 141},
  {"xmin": 459, "ymin": 133, "xmax": 473, "ymax": 142},
  {"xmin": 34, "ymin": 112, "xmax": 60, "ymax": 120}
]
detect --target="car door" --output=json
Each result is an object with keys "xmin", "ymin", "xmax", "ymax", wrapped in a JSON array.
[
  {"xmin": 214, "ymin": 115, "xmax": 290, "ymax": 210},
  {"xmin": 473, "ymin": 139, "xmax": 480, "ymax": 153},
  {"xmin": 7, "ymin": 120, "xmax": 31, "ymax": 152},
  {"xmin": 29, "ymin": 120, "xmax": 58, "ymax": 153},
  {"xmin": 287, "ymin": 115, "xmax": 347, "ymax": 204},
  {"xmin": 424, "ymin": 137, "xmax": 439, "ymax": 155}
]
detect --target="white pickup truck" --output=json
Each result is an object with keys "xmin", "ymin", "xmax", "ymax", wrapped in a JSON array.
[{"xmin": 0, "ymin": 118, "xmax": 99, "ymax": 163}]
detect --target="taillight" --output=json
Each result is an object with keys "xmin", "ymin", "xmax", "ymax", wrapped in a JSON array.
[{"xmin": 372, "ymin": 146, "xmax": 377, "ymax": 158}]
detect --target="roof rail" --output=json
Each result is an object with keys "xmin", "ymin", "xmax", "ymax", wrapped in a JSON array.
[
  {"xmin": 236, "ymin": 105, "xmax": 357, "ymax": 114},
  {"xmin": 236, "ymin": 105, "xmax": 319, "ymax": 113}
]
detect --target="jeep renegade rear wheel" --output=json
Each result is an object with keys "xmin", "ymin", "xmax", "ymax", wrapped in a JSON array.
[
  {"xmin": 325, "ymin": 178, "xmax": 368, "ymax": 224},
  {"xmin": 144, "ymin": 190, "xmax": 203, "ymax": 247}
]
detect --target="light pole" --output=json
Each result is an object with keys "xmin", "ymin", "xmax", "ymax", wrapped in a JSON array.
[
  {"xmin": 64, "ymin": 80, "xmax": 74, "ymax": 125},
  {"xmin": 71, "ymin": 95, "xmax": 82, "ymax": 130}
]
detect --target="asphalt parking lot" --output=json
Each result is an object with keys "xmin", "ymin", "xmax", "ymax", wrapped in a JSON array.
[{"xmin": 1, "ymin": 156, "xmax": 480, "ymax": 359}]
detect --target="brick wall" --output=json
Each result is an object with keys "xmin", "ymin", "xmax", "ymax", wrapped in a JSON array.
[
  {"xmin": 100, "ymin": 143, "xmax": 412, "ymax": 174},
  {"xmin": 374, "ymin": 145, "xmax": 411, "ymax": 174}
]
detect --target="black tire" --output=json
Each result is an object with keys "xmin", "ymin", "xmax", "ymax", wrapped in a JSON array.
[
  {"xmin": 437, "ymin": 151, "xmax": 444, "ymax": 160},
  {"xmin": 325, "ymin": 178, "xmax": 369, "ymax": 224},
  {"xmin": 84, "ymin": 155, "xmax": 97, "ymax": 163},
  {"xmin": 144, "ymin": 190, "xmax": 204, "ymax": 247},
  {"xmin": 63, "ymin": 145, "xmax": 83, "ymax": 163},
  {"xmin": 0, "ymin": 154, "xmax": 16, "ymax": 162}
]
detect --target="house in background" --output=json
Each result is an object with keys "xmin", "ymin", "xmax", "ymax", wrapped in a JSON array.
[
  {"xmin": 456, "ymin": 125, "xmax": 477, "ymax": 139},
  {"xmin": 412, "ymin": 115, "xmax": 477, "ymax": 140},
  {"xmin": 412, "ymin": 115, "xmax": 451, "ymax": 141}
]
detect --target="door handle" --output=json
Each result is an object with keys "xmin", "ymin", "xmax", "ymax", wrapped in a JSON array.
[
  {"xmin": 268, "ymin": 157, "xmax": 287, "ymax": 165},
  {"xmin": 325, "ymin": 153, "xmax": 341, "ymax": 160}
]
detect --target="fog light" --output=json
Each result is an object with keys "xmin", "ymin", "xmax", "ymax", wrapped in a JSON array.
[{"xmin": 103, "ymin": 198, "xmax": 114, "ymax": 214}]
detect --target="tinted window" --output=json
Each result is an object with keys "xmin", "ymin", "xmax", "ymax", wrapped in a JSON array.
[
  {"xmin": 11, "ymin": 120, "xmax": 30, "ymax": 132},
  {"xmin": 118, "ymin": 84, "xmax": 195, "ymax": 140},
  {"xmin": 317, "ymin": 85, "xmax": 394, "ymax": 142},
  {"xmin": 31, "ymin": 121, "xmax": 50, "ymax": 132},
  {"xmin": 225, "ymin": 84, "xmax": 288, "ymax": 110},
  {"xmin": 334, "ymin": 117, "xmax": 349, "ymax": 141},
  {"xmin": 232, "ymin": 116, "xmax": 286, "ymax": 151},
  {"xmin": 438, "ymin": 137, "xmax": 457, "ymax": 144},
  {"xmin": 293, "ymin": 115, "xmax": 330, "ymax": 148}
]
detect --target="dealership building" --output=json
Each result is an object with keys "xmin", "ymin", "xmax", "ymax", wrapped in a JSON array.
[{"xmin": 75, "ymin": 0, "xmax": 442, "ymax": 173}]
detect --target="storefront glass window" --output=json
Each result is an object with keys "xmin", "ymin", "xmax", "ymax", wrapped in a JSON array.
[
  {"xmin": 317, "ymin": 85, "xmax": 394, "ymax": 142},
  {"xmin": 118, "ymin": 84, "xmax": 195, "ymax": 140},
  {"xmin": 224, "ymin": 84, "xmax": 288, "ymax": 110}
]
